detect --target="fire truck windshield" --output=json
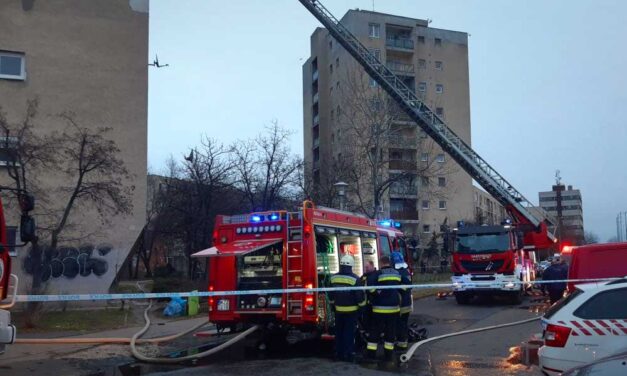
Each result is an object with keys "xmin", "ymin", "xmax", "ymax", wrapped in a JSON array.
[{"xmin": 455, "ymin": 233, "xmax": 510, "ymax": 254}]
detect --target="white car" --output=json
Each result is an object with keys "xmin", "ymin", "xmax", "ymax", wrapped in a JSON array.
[{"xmin": 538, "ymin": 278, "xmax": 627, "ymax": 375}]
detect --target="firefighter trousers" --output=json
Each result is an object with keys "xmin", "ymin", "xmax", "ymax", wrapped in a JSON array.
[
  {"xmin": 366, "ymin": 313, "xmax": 397, "ymax": 360},
  {"xmin": 335, "ymin": 312, "xmax": 359, "ymax": 361},
  {"xmin": 395, "ymin": 312, "xmax": 409, "ymax": 350}
]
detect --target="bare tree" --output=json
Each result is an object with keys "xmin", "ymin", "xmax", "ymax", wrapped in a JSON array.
[
  {"xmin": 583, "ymin": 231, "xmax": 599, "ymax": 245},
  {"xmin": 335, "ymin": 64, "xmax": 456, "ymax": 218},
  {"xmin": 233, "ymin": 121, "xmax": 301, "ymax": 211}
]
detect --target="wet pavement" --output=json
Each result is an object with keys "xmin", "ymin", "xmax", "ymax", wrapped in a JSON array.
[{"xmin": 0, "ymin": 292, "xmax": 550, "ymax": 375}]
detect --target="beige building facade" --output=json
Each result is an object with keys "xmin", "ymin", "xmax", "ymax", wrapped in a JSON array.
[
  {"xmin": 303, "ymin": 10, "xmax": 474, "ymax": 244},
  {"xmin": 0, "ymin": 0, "xmax": 148, "ymax": 294},
  {"xmin": 539, "ymin": 184, "xmax": 584, "ymax": 244},
  {"xmin": 473, "ymin": 186, "xmax": 507, "ymax": 225}
]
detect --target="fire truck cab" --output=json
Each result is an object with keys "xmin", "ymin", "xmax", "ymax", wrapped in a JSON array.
[
  {"xmin": 448, "ymin": 221, "xmax": 536, "ymax": 305},
  {"xmin": 192, "ymin": 201, "xmax": 407, "ymax": 341}
]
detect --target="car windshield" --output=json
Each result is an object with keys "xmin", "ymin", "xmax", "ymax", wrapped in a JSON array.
[
  {"xmin": 544, "ymin": 289, "xmax": 584, "ymax": 319},
  {"xmin": 455, "ymin": 233, "xmax": 510, "ymax": 254}
]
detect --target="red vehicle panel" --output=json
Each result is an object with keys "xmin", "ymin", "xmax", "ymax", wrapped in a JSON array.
[{"xmin": 565, "ymin": 242, "xmax": 627, "ymax": 292}]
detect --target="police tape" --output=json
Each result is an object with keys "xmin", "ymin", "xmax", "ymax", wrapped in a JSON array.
[{"xmin": 11, "ymin": 277, "xmax": 620, "ymax": 303}]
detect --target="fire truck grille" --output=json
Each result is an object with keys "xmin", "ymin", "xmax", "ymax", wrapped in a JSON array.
[{"xmin": 460, "ymin": 260, "xmax": 504, "ymax": 272}]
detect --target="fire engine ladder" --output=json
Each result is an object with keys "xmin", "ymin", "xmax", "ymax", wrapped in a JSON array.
[
  {"xmin": 298, "ymin": 0, "xmax": 555, "ymax": 237},
  {"xmin": 285, "ymin": 210, "xmax": 304, "ymax": 318}
]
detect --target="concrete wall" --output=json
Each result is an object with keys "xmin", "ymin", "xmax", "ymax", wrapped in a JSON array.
[{"xmin": 0, "ymin": 0, "xmax": 148, "ymax": 294}]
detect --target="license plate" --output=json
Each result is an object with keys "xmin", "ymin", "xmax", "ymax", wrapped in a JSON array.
[{"xmin": 217, "ymin": 299, "xmax": 230, "ymax": 311}]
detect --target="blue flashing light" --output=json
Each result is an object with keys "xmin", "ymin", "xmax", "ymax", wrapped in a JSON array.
[
  {"xmin": 378, "ymin": 220, "xmax": 392, "ymax": 227},
  {"xmin": 251, "ymin": 215, "xmax": 263, "ymax": 223},
  {"xmin": 269, "ymin": 213, "xmax": 279, "ymax": 221},
  {"xmin": 393, "ymin": 222, "xmax": 402, "ymax": 229}
]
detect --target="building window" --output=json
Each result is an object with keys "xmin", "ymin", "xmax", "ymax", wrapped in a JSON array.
[
  {"xmin": 436, "ymin": 153, "xmax": 445, "ymax": 163},
  {"xmin": 436, "ymin": 84, "xmax": 444, "ymax": 94},
  {"xmin": 417, "ymin": 36, "xmax": 425, "ymax": 44},
  {"xmin": 329, "ymin": 40, "xmax": 333, "ymax": 49},
  {"xmin": 0, "ymin": 136, "xmax": 18, "ymax": 166},
  {"xmin": 438, "ymin": 177, "xmax": 446, "ymax": 187},
  {"xmin": 369, "ymin": 48, "xmax": 381, "ymax": 60},
  {"xmin": 421, "ymin": 200, "xmax": 430, "ymax": 210},
  {"xmin": 370, "ymin": 98, "xmax": 382, "ymax": 112},
  {"xmin": 336, "ymin": 105, "xmax": 341, "ymax": 118},
  {"xmin": 330, "ymin": 109, "xmax": 334, "ymax": 121},
  {"xmin": 336, "ymin": 57, "xmax": 339, "ymax": 68},
  {"xmin": 436, "ymin": 107, "xmax": 444, "ymax": 116},
  {"xmin": 369, "ymin": 77, "xmax": 377, "ymax": 87},
  {"xmin": 435, "ymin": 61, "xmax": 443, "ymax": 70},
  {"xmin": 369, "ymin": 23, "xmax": 381, "ymax": 38},
  {"xmin": 0, "ymin": 51, "xmax": 26, "ymax": 80},
  {"xmin": 329, "ymin": 64, "xmax": 333, "ymax": 74},
  {"xmin": 439, "ymin": 200, "xmax": 447, "ymax": 210},
  {"xmin": 420, "ymin": 152, "xmax": 429, "ymax": 162},
  {"xmin": 418, "ymin": 59, "xmax": 426, "ymax": 69},
  {"xmin": 418, "ymin": 81, "xmax": 427, "ymax": 92},
  {"xmin": 421, "ymin": 176, "xmax": 429, "ymax": 186},
  {"xmin": 434, "ymin": 38, "xmax": 442, "ymax": 46},
  {"xmin": 422, "ymin": 224, "xmax": 431, "ymax": 233}
]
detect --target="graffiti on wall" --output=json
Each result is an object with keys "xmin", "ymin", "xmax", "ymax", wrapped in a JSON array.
[{"xmin": 23, "ymin": 244, "xmax": 113, "ymax": 281}]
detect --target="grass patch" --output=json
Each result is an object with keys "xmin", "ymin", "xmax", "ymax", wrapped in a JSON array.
[
  {"xmin": 13, "ymin": 308, "xmax": 138, "ymax": 333},
  {"xmin": 412, "ymin": 272, "xmax": 452, "ymax": 299}
]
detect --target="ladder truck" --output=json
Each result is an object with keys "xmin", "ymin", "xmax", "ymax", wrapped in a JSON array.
[{"xmin": 298, "ymin": 0, "xmax": 556, "ymax": 304}]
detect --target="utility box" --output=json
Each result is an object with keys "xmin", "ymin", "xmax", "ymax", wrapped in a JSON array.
[{"xmin": 188, "ymin": 292, "xmax": 200, "ymax": 316}]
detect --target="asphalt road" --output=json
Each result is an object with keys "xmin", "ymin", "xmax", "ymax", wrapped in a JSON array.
[{"xmin": 0, "ymin": 293, "xmax": 549, "ymax": 376}]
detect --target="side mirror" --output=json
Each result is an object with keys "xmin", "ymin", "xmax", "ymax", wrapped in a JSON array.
[
  {"xmin": 18, "ymin": 193, "xmax": 35, "ymax": 212},
  {"xmin": 20, "ymin": 214, "xmax": 36, "ymax": 243}
]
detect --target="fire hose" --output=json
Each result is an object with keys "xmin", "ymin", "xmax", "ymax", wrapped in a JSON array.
[{"xmin": 400, "ymin": 316, "xmax": 541, "ymax": 363}]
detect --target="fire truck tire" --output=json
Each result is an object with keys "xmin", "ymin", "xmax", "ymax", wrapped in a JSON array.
[
  {"xmin": 509, "ymin": 290, "xmax": 523, "ymax": 305},
  {"xmin": 454, "ymin": 292, "xmax": 472, "ymax": 305}
]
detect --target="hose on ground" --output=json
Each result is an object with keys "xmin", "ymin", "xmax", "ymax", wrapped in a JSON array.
[
  {"xmin": 400, "ymin": 316, "xmax": 541, "ymax": 363},
  {"xmin": 130, "ymin": 300, "xmax": 259, "ymax": 363}
]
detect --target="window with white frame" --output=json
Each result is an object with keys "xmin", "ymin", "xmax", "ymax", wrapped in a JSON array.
[
  {"xmin": 421, "ymin": 200, "xmax": 430, "ymax": 210},
  {"xmin": 369, "ymin": 23, "xmax": 381, "ymax": 38},
  {"xmin": 435, "ymin": 61, "xmax": 443, "ymax": 70},
  {"xmin": 369, "ymin": 48, "xmax": 381, "ymax": 60},
  {"xmin": 434, "ymin": 38, "xmax": 442, "ymax": 46},
  {"xmin": 436, "ymin": 107, "xmax": 444, "ymax": 116},
  {"xmin": 436, "ymin": 153, "xmax": 445, "ymax": 163},
  {"xmin": 421, "ymin": 152, "xmax": 429, "ymax": 162},
  {"xmin": 436, "ymin": 84, "xmax": 444, "ymax": 94},
  {"xmin": 369, "ymin": 77, "xmax": 378, "ymax": 87},
  {"xmin": 439, "ymin": 200, "xmax": 447, "ymax": 210},
  {"xmin": 0, "ymin": 51, "xmax": 26, "ymax": 80},
  {"xmin": 0, "ymin": 136, "xmax": 18, "ymax": 166},
  {"xmin": 418, "ymin": 59, "xmax": 426, "ymax": 69},
  {"xmin": 422, "ymin": 224, "xmax": 430, "ymax": 233},
  {"xmin": 417, "ymin": 36, "xmax": 425, "ymax": 44},
  {"xmin": 418, "ymin": 81, "xmax": 427, "ymax": 92}
]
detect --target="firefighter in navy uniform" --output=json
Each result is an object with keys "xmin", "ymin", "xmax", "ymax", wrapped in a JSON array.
[
  {"xmin": 365, "ymin": 255, "xmax": 402, "ymax": 362},
  {"xmin": 391, "ymin": 251, "xmax": 412, "ymax": 352},
  {"xmin": 329, "ymin": 255, "xmax": 366, "ymax": 362}
]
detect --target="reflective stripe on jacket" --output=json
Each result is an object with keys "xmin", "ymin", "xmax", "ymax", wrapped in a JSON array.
[
  {"xmin": 398, "ymin": 267, "xmax": 412, "ymax": 311},
  {"xmin": 329, "ymin": 266, "xmax": 366, "ymax": 313},
  {"xmin": 366, "ymin": 266, "xmax": 402, "ymax": 314}
]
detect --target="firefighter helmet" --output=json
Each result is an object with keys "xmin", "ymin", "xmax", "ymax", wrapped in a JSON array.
[{"xmin": 340, "ymin": 254, "xmax": 355, "ymax": 267}]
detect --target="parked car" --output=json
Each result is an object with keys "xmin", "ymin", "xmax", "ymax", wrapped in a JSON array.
[
  {"xmin": 562, "ymin": 350, "xmax": 627, "ymax": 376},
  {"xmin": 538, "ymin": 278, "xmax": 627, "ymax": 375}
]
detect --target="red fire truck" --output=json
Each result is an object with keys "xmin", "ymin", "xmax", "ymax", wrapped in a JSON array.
[
  {"xmin": 1, "ymin": 191, "xmax": 36, "ymax": 354},
  {"xmin": 192, "ymin": 201, "xmax": 407, "ymax": 341}
]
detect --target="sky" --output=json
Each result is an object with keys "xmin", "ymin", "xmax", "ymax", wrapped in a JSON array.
[{"xmin": 148, "ymin": 0, "xmax": 627, "ymax": 241}]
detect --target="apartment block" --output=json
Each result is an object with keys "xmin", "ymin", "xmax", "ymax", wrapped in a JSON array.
[
  {"xmin": 303, "ymin": 9, "xmax": 474, "ymax": 242},
  {"xmin": 539, "ymin": 184, "xmax": 585, "ymax": 244},
  {"xmin": 473, "ymin": 186, "xmax": 507, "ymax": 225},
  {"xmin": 0, "ymin": 0, "xmax": 148, "ymax": 294}
]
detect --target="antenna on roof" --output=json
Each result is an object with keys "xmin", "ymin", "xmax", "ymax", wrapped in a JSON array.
[
  {"xmin": 372, "ymin": 0, "xmax": 375, "ymax": 11},
  {"xmin": 148, "ymin": 54, "xmax": 169, "ymax": 68}
]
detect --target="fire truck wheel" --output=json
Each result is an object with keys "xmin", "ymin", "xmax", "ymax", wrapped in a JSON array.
[
  {"xmin": 454, "ymin": 292, "xmax": 472, "ymax": 305},
  {"xmin": 509, "ymin": 290, "xmax": 523, "ymax": 305}
]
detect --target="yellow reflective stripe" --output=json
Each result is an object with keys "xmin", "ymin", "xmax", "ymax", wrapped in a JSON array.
[
  {"xmin": 378, "ymin": 276, "xmax": 401, "ymax": 282},
  {"xmin": 335, "ymin": 305, "xmax": 359, "ymax": 312},
  {"xmin": 373, "ymin": 306, "xmax": 400, "ymax": 314},
  {"xmin": 384, "ymin": 342, "xmax": 395, "ymax": 350},
  {"xmin": 330, "ymin": 275, "xmax": 357, "ymax": 285},
  {"xmin": 400, "ymin": 306, "xmax": 412, "ymax": 314},
  {"xmin": 396, "ymin": 342, "xmax": 408, "ymax": 348},
  {"xmin": 358, "ymin": 299, "xmax": 367, "ymax": 307},
  {"xmin": 367, "ymin": 343, "xmax": 378, "ymax": 350}
]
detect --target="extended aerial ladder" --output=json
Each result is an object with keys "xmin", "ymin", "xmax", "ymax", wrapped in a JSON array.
[{"xmin": 298, "ymin": 0, "xmax": 555, "ymax": 249}]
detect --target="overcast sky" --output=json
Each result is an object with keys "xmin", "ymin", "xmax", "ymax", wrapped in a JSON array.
[{"xmin": 148, "ymin": 0, "xmax": 627, "ymax": 241}]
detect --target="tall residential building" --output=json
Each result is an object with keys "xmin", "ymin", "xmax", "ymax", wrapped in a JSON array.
[
  {"xmin": 303, "ymin": 9, "xmax": 474, "ymax": 242},
  {"xmin": 539, "ymin": 184, "xmax": 585, "ymax": 244},
  {"xmin": 0, "ymin": 0, "xmax": 148, "ymax": 294},
  {"xmin": 616, "ymin": 211, "xmax": 627, "ymax": 242},
  {"xmin": 473, "ymin": 186, "xmax": 506, "ymax": 225}
]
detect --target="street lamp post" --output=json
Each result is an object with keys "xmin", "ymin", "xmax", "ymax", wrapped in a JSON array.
[{"xmin": 334, "ymin": 181, "xmax": 348, "ymax": 211}]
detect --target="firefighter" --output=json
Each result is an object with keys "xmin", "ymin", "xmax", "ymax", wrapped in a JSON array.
[
  {"xmin": 329, "ymin": 254, "xmax": 366, "ymax": 362},
  {"xmin": 365, "ymin": 255, "xmax": 402, "ymax": 362},
  {"xmin": 542, "ymin": 255, "xmax": 568, "ymax": 304},
  {"xmin": 357, "ymin": 260, "xmax": 377, "ymax": 347},
  {"xmin": 391, "ymin": 251, "xmax": 412, "ymax": 352}
]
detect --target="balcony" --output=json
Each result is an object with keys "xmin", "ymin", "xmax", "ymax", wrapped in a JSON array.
[
  {"xmin": 389, "ymin": 185, "xmax": 418, "ymax": 196},
  {"xmin": 389, "ymin": 159, "xmax": 416, "ymax": 171},
  {"xmin": 313, "ymin": 92, "xmax": 319, "ymax": 104},
  {"xmin": 312, "ymin": 69, "xmax": 319, "ymax": 81},
  {"xmin": 313, "ymin": 137, "xmax": 320, "ymax": 148},
  {"xmin": 390, "ymin": 210, "xmax": 419, "ymax": 221},
  {"xmin": 386, "ymin": 61, "xmax": 414, "ymax": 75},
  {"xmin": 313, "ymin": 114, "xmax": 319, "ymax": 125},
  {"xmin": 386, "ymin": 38, "xmax": 414, "ymax": 51}
]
